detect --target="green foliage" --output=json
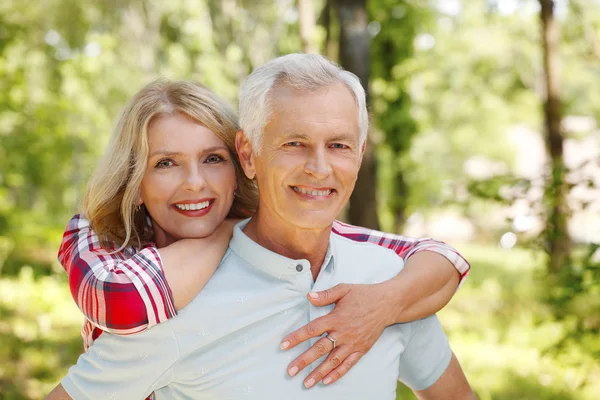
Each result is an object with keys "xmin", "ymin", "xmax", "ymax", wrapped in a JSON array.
[
  {"xmin": 0, "ymin": 268, "xmax": 82, "ymax": 399},
  {"xmin": 1, "ymin": 0, "xmax": 599, "ymax": 398},
  {"xmin": 369, "ymin": 1, "xmax": 428, "ymax": 230},
  {"xmin": 0, "ymin": 0, "xmax": 287, "ymax": 275}
]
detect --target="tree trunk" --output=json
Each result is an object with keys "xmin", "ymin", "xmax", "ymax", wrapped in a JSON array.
[
  {"xmin": 297, "ymin": 0, "xmax": 317, "ymax": 53},
  {"xmin": 321, "ymin": 0, "xmax": 335, "ymax": 58},
  {"xmin": 539, "ymin": 0, "xmax": 571, "ymax": 273},
  {"xmin": 335, "ymin": 0, "xmax": 379, "ymax": 229}
]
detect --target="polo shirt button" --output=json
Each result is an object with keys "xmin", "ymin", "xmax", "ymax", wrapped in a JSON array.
[{"xmin": 296, "ymin": 264, "xmax": 303, "ymax": 272}]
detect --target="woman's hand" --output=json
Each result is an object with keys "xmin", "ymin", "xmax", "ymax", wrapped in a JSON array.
[
  {"xmin": 280, "ymin": 283, "xmax": 391, "ymax": 388},
  {"xmin": 280, "ymin": 252, "xmax": 460, "ymax": 388}
]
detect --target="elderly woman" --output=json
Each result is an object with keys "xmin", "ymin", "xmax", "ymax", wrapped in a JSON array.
[{"xmin": 48, "ymin": 77, "xmax": 469, "ymax": 399}]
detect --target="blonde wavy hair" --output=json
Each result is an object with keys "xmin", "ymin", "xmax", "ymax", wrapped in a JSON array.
[{"xmin": 83, "ymin": 79, "xmax": 258, "ymax": 250}]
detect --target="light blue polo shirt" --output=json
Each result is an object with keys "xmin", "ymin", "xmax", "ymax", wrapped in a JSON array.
[{"xmin": 62, "ymin": 218, "xmax": 452, "ymax": 399}]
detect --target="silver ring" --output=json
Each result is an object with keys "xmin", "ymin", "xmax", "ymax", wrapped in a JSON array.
[{"xmin": 324, "ymin": 334, "xmax": 337, "ymax": 349}]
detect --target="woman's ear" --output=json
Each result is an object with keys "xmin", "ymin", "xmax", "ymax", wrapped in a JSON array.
[
  {"xmin": 235, "ymin": 130, "xmax": 256, "ymax": 180},
  {"xmin": 135, "ymin": 192, "xmax": 143, "ymax": 207}
]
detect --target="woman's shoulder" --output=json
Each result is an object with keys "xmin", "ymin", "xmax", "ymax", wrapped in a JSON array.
[{"xmin": 61, "ymin": 213, "xmax": 143, "ymax": 256}]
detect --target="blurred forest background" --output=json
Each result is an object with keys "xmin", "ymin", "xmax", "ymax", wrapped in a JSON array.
[{"xmin": 1, "ymin": 0, "xmax": 599, "ymax": 399}]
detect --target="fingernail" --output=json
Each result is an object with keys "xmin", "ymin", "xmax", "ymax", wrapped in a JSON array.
[
  {"xmin": 289, "ymin": 366, "xmax": 299, "ymax": 376},
  {"xmin": 308, "ymin": 292, "xmax": 319, "ymax": 299},
  {"xmin": 280, "ymin": 341, "xmax": 290, "ymax": 350},
  {"xmin": 305, "ymin": 378, "xmax": 316, "ymax": 388},
  {"xmin": 323, "ymin": 377, "xmax": 332, "ymax": 385}
]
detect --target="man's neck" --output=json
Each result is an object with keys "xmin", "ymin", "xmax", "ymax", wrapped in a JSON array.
[{"xmin": 243, "ymin": 209, "xmax": 331, "ymax": 281}]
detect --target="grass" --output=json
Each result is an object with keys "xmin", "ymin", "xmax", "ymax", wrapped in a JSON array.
[{"xmin": 1, "ymin": 245, "xmax": 598, "ymax": 399}]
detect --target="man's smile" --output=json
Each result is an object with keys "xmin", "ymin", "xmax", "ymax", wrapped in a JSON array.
[{"xmin": 291, "ymin": 185, "xmax": 336, "ymax": 198}]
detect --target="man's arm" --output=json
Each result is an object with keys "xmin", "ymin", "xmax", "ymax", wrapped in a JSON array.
[
  {"xmin": 414, "ymin": 353, "xmax": 476, "ymax": 400},
  {"xmin": 45, "ymin": 321, "xmax": 178, "ymax": 400},
  {"xmin": 45, "ymin": 384, "xmax": 71, "ymax": 400},
  {"xmin": 397, "ymin": 315, "xmax": 474, "ymax": 398}
]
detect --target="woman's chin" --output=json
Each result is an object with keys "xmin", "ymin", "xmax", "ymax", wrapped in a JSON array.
[{"xmin": 175, "ymin": 226, "xmax": 220, "ymax": 240}]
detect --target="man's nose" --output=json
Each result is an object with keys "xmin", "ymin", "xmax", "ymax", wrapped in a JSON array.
[
  {"xmin": 304, "ymin": 147, "xmax": 332, "ymax": 179},
  {"xmin": 182, "ymin": 166, "xmax": 207, "ymax": 192}
]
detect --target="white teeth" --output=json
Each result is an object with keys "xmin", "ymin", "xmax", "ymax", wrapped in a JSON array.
[
  {"xmin": 293, "ymin": 187, "xmax": 331, "ymax": 196},
  {"xmin": 175, "ymin": 201, "xmax": 210, "ymax": 211}
]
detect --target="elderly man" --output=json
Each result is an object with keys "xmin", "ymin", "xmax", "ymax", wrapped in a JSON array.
[{"xmin": 48, "ymin": 54, "xmax": 474, "ymax": 399}]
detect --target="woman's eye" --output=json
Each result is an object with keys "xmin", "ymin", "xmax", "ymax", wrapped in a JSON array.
[
  {"xmin": 155, "ymin": 159, "xmax": 174, "ymax": 168},
  {"xmin": 206, "ymin": 154, "xmax": 225, "ymax": 163}
]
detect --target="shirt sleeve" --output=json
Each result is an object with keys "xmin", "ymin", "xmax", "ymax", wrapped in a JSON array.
[
  {"xmin": 331, "ymin": 220, "xmax": 470, "ymax": 288},
  {"xmin": 58, "ymin": 214, "xmax": 177, "ymax": 334},
  {"xmin": 397, "ymin": 315, "xmax": 452, "ymax": 390},
  {"xmin": 61, "ymin": 321, "xmax": 179, "ymax": 400}
]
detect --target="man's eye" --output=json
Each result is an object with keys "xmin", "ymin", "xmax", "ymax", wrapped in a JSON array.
[
  {"xmin": 206, "ymin": 154, "xmax": 225, "ymax": 163},
  {"xmin": 155, "ymin": 159, "xmax": 174, "ymax": 168},
  {"xmin": 284, "ymin": 141, "xmax": 302, "ymax": 147},
  {"xmin": 331, "ymin": 143, "xmax": 348, "ymax": 149}
]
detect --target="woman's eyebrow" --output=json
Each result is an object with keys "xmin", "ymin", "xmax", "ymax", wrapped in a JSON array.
[
  {"xmin": 148, "ymin": 150, "xmax": 183, "ymax": 158},
  {"xmin": 149, "ymin": 146, "xmax": 229, "ymax": 158}
]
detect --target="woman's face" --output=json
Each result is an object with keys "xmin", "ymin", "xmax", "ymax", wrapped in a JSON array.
[{"xmin": 139, "ymin": 112, "xmax": 236, "ymax": 247}]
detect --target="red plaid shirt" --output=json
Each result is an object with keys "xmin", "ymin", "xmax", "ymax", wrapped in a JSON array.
[{"xmin": 58, "ymin": 214, "xmax": 470, "ymax": 351}]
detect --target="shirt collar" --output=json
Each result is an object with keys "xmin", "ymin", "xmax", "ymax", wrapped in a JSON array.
[{"xmin": 229, "ymin": 218, "xmax": 338, "ymax": 278}]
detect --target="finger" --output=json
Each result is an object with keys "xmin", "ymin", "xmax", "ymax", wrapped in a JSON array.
[
  {"xmin": 280, "ymin": 315, "xmax": 330, "ymax": 350},
  {"xmin": 307, "ymin": 283, "xmax": 351, "ymax": 306},
  {"xmin": 322, "ymin": 351, "xmax": 363, "ymax": 385},
  {"xmin": 303, "ymin": 346, "xmax": 349, "ymax": 388},
  {"xmin": 287, "ymin": 336, "xmax": 335, "ymax": 377}
]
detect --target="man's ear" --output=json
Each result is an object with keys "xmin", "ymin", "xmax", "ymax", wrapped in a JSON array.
[
  {"xmin": 235, "ymin": 130, "xmax": 256, "ymax": 180},
  {"xmin": 357, "ymin": 140, "xmax": 367, "ymax": 169}
]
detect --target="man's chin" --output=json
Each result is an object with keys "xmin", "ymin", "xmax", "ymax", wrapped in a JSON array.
[{"xmin": 285, "ymin": 212, "xmax": 337, "ymax": 230}]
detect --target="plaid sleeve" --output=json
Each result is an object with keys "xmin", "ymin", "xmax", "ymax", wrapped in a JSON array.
[
  {"xmin": 58, "ymin": 214, "xmax": 177, "ymax": 334},
  {"xmin": 331, "ymin": 220, "xmax": 470, "ymax": 287}
]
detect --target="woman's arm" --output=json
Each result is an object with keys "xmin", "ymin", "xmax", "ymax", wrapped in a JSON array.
[
  {"xmin": 281, "ymin": 220, "xmax": 471, "ymax": 388},
  {"xmin": 59, "ymin": 214, "xmax": 234, "ymax": 334},
  {"xmin": 157, "ymin": 219, "xmax": 236, "ymax": 311}
]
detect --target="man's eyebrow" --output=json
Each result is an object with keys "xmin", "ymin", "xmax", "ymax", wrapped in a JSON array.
[
  {"xmin": 279, "ymin": 132, "xmax": 357, "ymax": 143},
  {"xmin": 328, "ymin": 133, "xmax": 358, "ymax": 143},
  {"xmin": 279, "ymin": 132, "xmax": 311, "ymax": 141},
  {"xmin": 149, "ymin": 146, "xmax": 229, "ymax": 158}
]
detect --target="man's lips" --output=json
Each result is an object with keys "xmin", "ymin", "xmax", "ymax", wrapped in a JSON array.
[{"xmin": 291, "ymin": 186, "xmax": 335, "ymax": 197}]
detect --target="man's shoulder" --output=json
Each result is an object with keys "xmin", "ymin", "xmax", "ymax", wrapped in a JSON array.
[
  {"xmin": 330, "ymin": 233, "xmax": 404, "ymax": 281},
  {"xmin": 331, "ymin": 228, "xmax": 402, "ymax": 259}
]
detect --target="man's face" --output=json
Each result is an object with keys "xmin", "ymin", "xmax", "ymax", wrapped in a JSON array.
[{"xmin": 239, "ymin": 82, "xmax": 363, "ymax": 230}]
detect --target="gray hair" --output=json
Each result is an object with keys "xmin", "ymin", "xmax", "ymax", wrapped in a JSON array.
[{"xmin": 239, "ymin": 53, "xmax": 368, "ymax": 153}]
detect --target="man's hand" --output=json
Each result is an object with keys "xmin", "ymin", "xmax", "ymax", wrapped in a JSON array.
[{"xmin": 280, "ymin": 283, "xmax": 392, "ymax": 388}]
